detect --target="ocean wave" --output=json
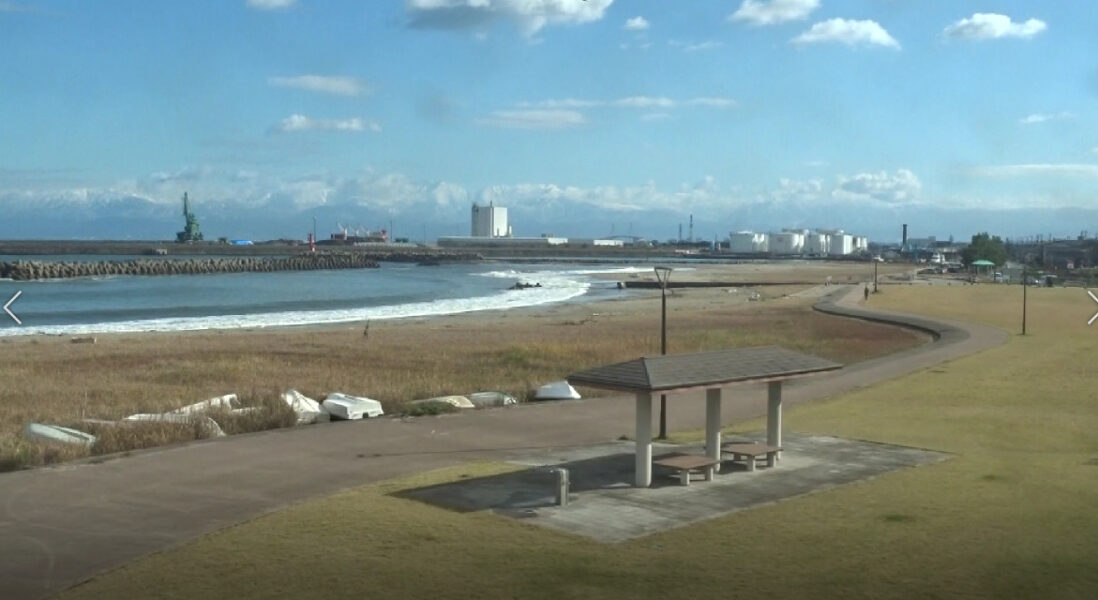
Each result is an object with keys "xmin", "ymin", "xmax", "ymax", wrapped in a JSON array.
[{"xmin": 0, "ymin": 267, "xmax": 594, "ymax": 337}]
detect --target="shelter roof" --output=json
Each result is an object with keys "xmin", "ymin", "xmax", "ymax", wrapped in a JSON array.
[{"xmin": 567, "ymin": 346, "xmax": 842, "ymax": 394}]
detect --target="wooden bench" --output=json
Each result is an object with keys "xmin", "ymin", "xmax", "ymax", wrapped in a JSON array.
[
  {"xmin": 721, "ymin": 442, "xmax": 781, "ymax": 471},
  {"xmin": 652, "ymin": 453, "xmax": 721, "ymax": 486}
]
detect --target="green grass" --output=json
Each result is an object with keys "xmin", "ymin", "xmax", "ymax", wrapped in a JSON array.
[{"xmin": 58, "ymin": 285, "xmax": 1098, "ymax": 599}]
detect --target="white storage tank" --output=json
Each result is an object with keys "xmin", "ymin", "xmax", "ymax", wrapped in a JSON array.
[
  {"xmin": 769, "ymin": 231, "xmax": 805, "ymax": 255},
  {"xmin": 804, "ymin": 233, "xmax": 830, "ymax": 255},
  {"xmin": 829, "ymin": 234, "xmax": 854, "ymax": 256},
  {"xmin": 729, "ymin": 231, "xmax": 769, "ymax": 253}
]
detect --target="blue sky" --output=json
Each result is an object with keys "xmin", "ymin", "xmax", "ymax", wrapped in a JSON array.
[{"xmin": 1, "ymin": 0, "xmax": 1096, "ymax": 242}]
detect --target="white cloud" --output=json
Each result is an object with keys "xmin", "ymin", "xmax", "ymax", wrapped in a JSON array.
[
  {"xmin": 1019, "ymin": 112, "xmax": 1074, "ymax": 125},
  {"xmin": 246, "ymin": 0, "xmax": 296, "ymax": 10},
  {"xmin": 268, "ymin": 75, "xmax": 370, "ymax": 97},
  {"xmin": 516, "ymin": 97, "xmax": 601, "ymax": 108},
  {"xmin": 624, "ymin": 16, "xmax": 649, "ymax": 31},
  {"xmin": 685, "ymin": 97, "xmax": 737, "ymax": 109},
  {"xmin": 730, "ymin": 0, "xmax": 819, "ymax": 26},
  {"xmin": 614, "ymin": 96, "xmax": 675, "ymax": 109},
  {"xmin": 0, "ymin": 2, "xmax": 37, "ymax": 13},
  {"xmin": 970, "ymin": 164, "xmax": 1098, "ymax": 178},
  {"xmin": 275, "ymin": 114, "xmax": 381, "ymax": 133},
  {"xmin": 518, "ymin": 96, "xmax": 736, "ymax": 110},
  {"xmin": 406, "ymin": 0, "xmax": 614, "ymax": 36},
  {"xmin": 640, "ymin": 112, "xmax": 673, "ymax": 122},
  {"xmin": 943, "ymin": 13, "xmax": 1046, "ymax": 40},
  {"xmin": 792, "ymin": 19, "xmax": 900, "ymax": 48},
  {"xmin": 832, "ymin": 169, "xmax": 921, "ymax": 204},
  {"xmin": 476, "ymin": 109, "xmax": 586, "ymax": 130},
  {"xmin": 684, "ymin": 40, "xmax": 723, "ymax": 52}
]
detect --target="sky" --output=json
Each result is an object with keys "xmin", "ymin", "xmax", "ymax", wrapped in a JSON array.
[{"xmin": 1, "ymin": 0, "xmax": 1096, "ymax": 243}]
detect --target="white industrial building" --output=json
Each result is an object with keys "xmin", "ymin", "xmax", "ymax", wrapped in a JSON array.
[
  {"xmin": 438, "ymin": 236, "xmax": 567, "ymax": 248},
  {"xmin": 729, "ymin": 231, "xmax": 769, "ymax": 253},
  {"xmin": 804, "ymin": 232, "xmax": 831, "ymax": 255},
  {"xmin": 471, "ymin": 202, "xmax": 511, "ymax": 238},
  {"xmin": 769, "ymin": 231, "xmax": 805, "ymax": 255},
  {"xmin": 829, "ymin": 234, "xmax": 854, "ymax": 257},
  {"xmin": 569, "ymin": 238, "xmax": 626, "ymax": 247},
  {"xmin": 727, "ymin": 227, "xmax": 869, "ymax": 257}
]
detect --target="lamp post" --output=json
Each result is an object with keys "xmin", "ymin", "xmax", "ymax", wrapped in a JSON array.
[
  {"xmin": 654, "ymin": 266, "xmax": 673, "ymax": 439},
  {"xmin": 1022, "ymin": 264, "xmax": 1027, "ymax": 336},
  {"xmin": 873, "ymin": 259, "xmax": 879, "ymax": 293}
]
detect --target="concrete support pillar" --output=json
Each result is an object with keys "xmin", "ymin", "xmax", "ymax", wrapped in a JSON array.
[
  {"xmin": 705, "ymin": 388, "xmax": 722, "ymax": 473},
  {"xmin": 767, "ymin": 381, "xmax": 783, "ymax": 461},
  {"xmin": 635, "ymin": 392, "xmax": 653, "ymax": 488}
]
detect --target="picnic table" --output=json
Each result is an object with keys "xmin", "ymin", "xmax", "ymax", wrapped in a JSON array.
[{"xmin": 653, "ymin": 453, "xmax": 720, "ymax": 486}]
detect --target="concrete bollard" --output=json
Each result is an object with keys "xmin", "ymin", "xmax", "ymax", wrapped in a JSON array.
[{"xmin": 553, "ymin": 467, "xmax": 570, "ymax": 506}]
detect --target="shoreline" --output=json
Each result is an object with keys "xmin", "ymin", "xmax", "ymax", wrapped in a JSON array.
[
  {"xmin": 0, "ymin": 261, "xmax": 901, "ymax": 341},
  {"xmin": 0, "ymin": 261, "xmax": 900, "ymax": 340}
]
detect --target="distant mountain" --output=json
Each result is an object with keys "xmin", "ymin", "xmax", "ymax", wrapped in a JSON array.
[{"xmin": 1, "ymin": 189, "xmax": 1094, "ymax": 244}]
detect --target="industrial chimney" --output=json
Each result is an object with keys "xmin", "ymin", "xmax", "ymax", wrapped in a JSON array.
[{"xmin": 902, "ymin": 224, "xmax": 908, "ymax": 247}]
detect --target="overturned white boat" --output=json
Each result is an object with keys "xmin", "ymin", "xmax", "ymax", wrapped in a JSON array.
[
  {"xmin": 167, "ymin": 393, "xmax": 239, "ymax": 416},
  {"xmin": 281, "ymin": 389, "xmax": 328, "ymax": 424},
  {"xmin": 467, "ymin": 391, "xmax": 517, "ymax": 408},
  {"xmin": 410, "ymin": 395, "xmax": 476, "ymax": 410},
  {"xmin": 123, "ymin": 413, "xmax": 226, "ymax": 438},
  {"xmin": 533, "ymin": 381, "xmax": 581, "ymax": 401},
  {"xmin": 24, "ymin": 423, "xmax": 97, "ymax": 446},
  {"xmin": 322, "ymin": 392, "xmax": 385, "ymax": 420}
]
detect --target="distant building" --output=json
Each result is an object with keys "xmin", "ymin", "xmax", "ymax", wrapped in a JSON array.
[
  {"xmin": 569, "ymin": 238, "xmax": 626, "ymax": 247},
  {"xmin": 829, "ymin": 234, "xmax": 854, "ymax": 257},
  {"xmin": 438, "ymin": 236, "xmax": 566, "ymax": 248},
  {"xmin": 804, "ymin": 232, "xmax": 831, "ymax": 255},
  {"xmin": 471, "ymin": 202, "xmax": 510, "ymax": 238},
  {"xmin": 729, "ymin": 231, "xmax": 769, "ymax": 253},
  {"xmin": 769, "ymin": 231, "xmax": 805, "ymax": 255},
  {"xmin": 728, "ymin": 227, "xmax": 868, "ymax": 257}
]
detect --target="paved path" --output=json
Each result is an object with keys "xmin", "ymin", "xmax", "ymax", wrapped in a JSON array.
[{"xmin": 0, "ymin": 285, "xmax": 1009, "ymax": 600}]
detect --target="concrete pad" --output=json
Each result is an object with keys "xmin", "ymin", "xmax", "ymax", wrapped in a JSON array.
[{"xmin": 399, "ymin": 433, "xmax": 949, "ymax": 543}]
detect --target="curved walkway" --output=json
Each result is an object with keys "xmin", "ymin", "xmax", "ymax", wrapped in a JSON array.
[{"xmin": 0, "ymin": 285, "xmax": 1009, "ymax": 600}]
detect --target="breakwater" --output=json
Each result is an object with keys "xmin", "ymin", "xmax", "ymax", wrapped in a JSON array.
[{"xmin": 0, "ymin": 254, "xmax": 384, "ymax": 281}]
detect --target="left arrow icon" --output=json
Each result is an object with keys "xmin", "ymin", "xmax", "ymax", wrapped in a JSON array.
[{"xmin": 4, "ymin": 290, "xmax": 22, "ymax": 325}]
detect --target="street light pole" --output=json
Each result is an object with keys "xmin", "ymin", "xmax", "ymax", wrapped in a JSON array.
[
  {"xmin": 654, "ymin": 266, "xmax": 673, "ymax": 440},
  {"xmin": 873, "ymin": 259, "xmax": 879, "ymax": 293},
  {"xmin": 1022, "ymin": 265, "xmax": 1027, "ymax": 336}
]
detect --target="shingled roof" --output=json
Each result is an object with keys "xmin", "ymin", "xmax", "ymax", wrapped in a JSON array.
[{"xmin": 567, "ymin": 346, "xmax": 842, "ymax": 393}]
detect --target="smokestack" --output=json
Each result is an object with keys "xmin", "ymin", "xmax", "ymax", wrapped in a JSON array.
[
  {"xmin": 689, "ymin": 214, "xmax": 694, "ymax": 243},
  {"xmin": 902, "ymin": 223, "xmax": 908, "ymax": 247}
]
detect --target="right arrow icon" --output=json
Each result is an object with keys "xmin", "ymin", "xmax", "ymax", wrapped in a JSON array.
[
  {"xmin": 3, "ymin": 290, "xmax": 21, "ymax": 325},
  {"xmin": 1088, "ymin": 290, "xmax": 1098, "ymax": 326}
]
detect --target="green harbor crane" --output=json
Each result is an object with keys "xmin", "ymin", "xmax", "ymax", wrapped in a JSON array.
[{"xmin": 176, "ymin": 192, "xmax": 204, "ymax": 242}]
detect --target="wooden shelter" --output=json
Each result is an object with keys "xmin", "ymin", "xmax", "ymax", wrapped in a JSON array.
[{"xmin": 568, "ymin": 346, "xmax": 842, "ymax": 487}]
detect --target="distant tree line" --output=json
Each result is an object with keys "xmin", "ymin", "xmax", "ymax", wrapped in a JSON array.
[{"xmin": 961, "ymin": 232, "xmax": 1007, "ymax": 266}]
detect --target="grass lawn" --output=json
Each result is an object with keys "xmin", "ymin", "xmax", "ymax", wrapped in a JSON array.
[{"xmin": 58, "ymin": 284, "xmax": 1098, "ymax": 599}]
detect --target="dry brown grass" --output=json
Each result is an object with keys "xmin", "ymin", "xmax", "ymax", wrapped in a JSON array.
[
  {"xmin": 58, "ymin": 284, "xmax": 1098, "ymax": 600},
  {"xmin": 0, "ymin": 285, "xmax": 922, "ymax": 470}
]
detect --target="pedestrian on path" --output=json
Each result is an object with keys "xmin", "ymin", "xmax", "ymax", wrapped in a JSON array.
[{"xmin": 864, "ymin": 285, "xmax": 870, "ymax": 301}]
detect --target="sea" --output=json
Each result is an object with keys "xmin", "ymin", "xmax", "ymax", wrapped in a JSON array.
[{"xmin": 0, "ymin": 256, "xmax": 649, "ymax": 337}]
